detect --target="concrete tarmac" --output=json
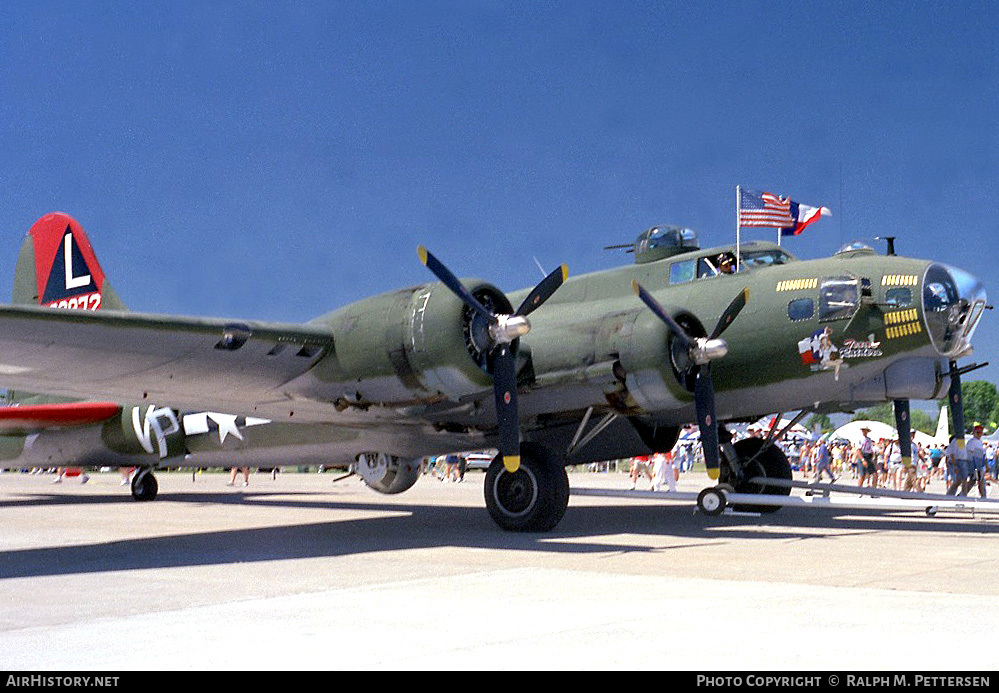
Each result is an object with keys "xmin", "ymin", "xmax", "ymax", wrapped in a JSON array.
[{"xmin": 0, "ymin": 468, "xmax": 997, "ymax": 671}]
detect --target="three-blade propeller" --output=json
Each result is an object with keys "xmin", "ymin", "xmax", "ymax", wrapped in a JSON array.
[
  {"xmin": 419, "ymin": 246, "xmax": 567, "ymax": 472},
  {"xmin": 632, "ymin": 280, "xmax": 749, "ymax": 479}
]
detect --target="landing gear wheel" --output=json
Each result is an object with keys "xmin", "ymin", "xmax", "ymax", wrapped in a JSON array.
[
  {"xmin": 484, "ymin": 443, "xmax": 569, "ymax": 532},
  {"xmin": 131, "ymin": 469, "xmax": 158, "ymax": 502},
  {"xmin": 697, "ymin": 487, "xmax": 727, "ymax": 516},
  {"xmin": 721, "ymin": 437, "xmax": 791, "ymax": 514}
]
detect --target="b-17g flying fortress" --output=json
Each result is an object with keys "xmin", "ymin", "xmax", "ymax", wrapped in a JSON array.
[{"xmin": 0, "ymin": 202, "xmax": 986, "ymax": 531}]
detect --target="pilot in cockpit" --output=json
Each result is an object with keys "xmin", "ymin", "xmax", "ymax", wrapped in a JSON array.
[{"xmin": 717, "ymin": 253, "xmax": 735, "ymax": 274}]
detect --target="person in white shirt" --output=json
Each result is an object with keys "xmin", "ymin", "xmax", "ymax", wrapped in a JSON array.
[
  {"xmin": 652, "ymin": 451, "xmax": 677, "ymax": 492},
  {"xmin": 965, "ymin": 424, "xmax": 988, "ymax": 498}
]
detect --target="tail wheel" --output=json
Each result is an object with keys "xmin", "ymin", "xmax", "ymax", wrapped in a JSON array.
[
  {"xmin": 484, "ymin": 442, "xmax": 569, "ymax": 532},
  {"xmin": 721, "ymin": 437, "xmax": 791, "ymax": 514}
]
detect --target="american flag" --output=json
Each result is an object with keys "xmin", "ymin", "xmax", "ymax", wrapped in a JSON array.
[{"xmin": 739, "ymin": 189, "xmax": 795, "ymax": 228}]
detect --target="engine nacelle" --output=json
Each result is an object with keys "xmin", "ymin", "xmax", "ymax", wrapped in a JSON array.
[
  {"xmin": 311, "ymin": 280, "xmax": 514, "ymax": 405},
  {"xmin": 355, "ymin": 452, "xmax": 422, "ymax": 494}
]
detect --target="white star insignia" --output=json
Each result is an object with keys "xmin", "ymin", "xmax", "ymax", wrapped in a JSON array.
[{"xmin": 206, "ymin": 412, "xmax": 243, "ymax": 444}]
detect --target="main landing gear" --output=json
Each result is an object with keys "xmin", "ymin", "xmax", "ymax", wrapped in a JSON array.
[
  {"xmin": 717, "ymin": 437, "xmax": 793, "ymax": 514},
  {"xmin": 695, "ymin": 437, "xmax": 792, "ymax": 516},
  {"xmin": 130, "ymin": 468, "xmax": 158, "ymax": 501},
  {"xmin": 484, "ymin": 442, "xmax": 569, "ymax": 532}
]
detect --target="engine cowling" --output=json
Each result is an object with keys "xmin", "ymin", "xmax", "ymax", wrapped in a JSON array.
[
  {"xmin": 354, "ymin": 452, "xmax": 422, "ymax": 494},
  {"xmin": 311, "ymin": 280, "xmax": 514, "ymax": 405}
]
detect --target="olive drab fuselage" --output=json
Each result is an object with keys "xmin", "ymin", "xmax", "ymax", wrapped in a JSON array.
[{"xmin": 280, "ymin": 236, "xmax": 984, "ymax": 466}]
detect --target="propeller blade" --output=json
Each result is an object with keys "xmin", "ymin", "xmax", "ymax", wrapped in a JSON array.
[
  {"xmin": 709, "ymin": 287, "xmax": 750, "ymax": 340},
  {"xmin": 949, "ymin": 360, "xmax": 966, "ymax": 445},
  {"xmin": 631, "ymin": 280, "xmax": 694, "ymax": 351},
  {"xmin": 516, "ymin": 264, "xmax": 568, "ymax": 317},
  {"xmin": 492, "ymin": 345, "xmax": 521, "ymax": 472},
  {"xmin": 694, "ymin": 367, "xmax": 721, "ymax": 480},
  {"xmin": 418, "ymin": 246, "xmax": 495, "ymax": 321},
  {"xmin": 893, "ymin": 399, "xmax": 913, "ymax": 465}
]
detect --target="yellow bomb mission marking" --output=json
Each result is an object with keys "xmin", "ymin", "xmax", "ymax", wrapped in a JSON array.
[
  {"xmin": 775, "ymin": 278, "xmax": 818, "ymax": 292},
  {"xmin": 882, "ymin": 274, "xmax": 918, "ymax": 286}
]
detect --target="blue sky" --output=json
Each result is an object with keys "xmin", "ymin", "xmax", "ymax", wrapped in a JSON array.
[{"xmin": 1, "ymin": 1, "xmax": 997, "ymax": 388}]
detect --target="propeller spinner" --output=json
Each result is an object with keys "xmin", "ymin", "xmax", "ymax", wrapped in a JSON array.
[
  {"xmin": 632, "ymin": 280, "xmax": 749, "ymax": 479},
  {"xmin": 419, "ymin": 246, "xmax": 567, "ymax": 472}
]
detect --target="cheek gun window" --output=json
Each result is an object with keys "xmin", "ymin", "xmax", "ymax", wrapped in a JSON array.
[
  {"xmin": 819, "ymin": 276, "xmax": 860, "ymax": 321},
  {"xmin": 788, "ymin": 298, "xmax": 815, "ymax": 322}
]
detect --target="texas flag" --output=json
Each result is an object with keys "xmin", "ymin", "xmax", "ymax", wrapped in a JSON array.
[
  {"xmin": 780, "ymin": 200, "xmax": 831, "ymax": 237},
  {"xmin": 798, "ymin": 332, "xmax": 820, "ymax": 365}
]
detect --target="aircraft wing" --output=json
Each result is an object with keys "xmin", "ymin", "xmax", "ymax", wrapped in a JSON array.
[{"xmin": 0, "ymin": 305, "xmax": 341, "ymax": 421}]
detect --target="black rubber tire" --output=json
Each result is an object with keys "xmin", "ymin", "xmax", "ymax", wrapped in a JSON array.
[
  {"xmin": 697, "ymin": 487, "xmax": 727, "ymax": 516},
  {"xmin": 722, "ymin": 437, "xmax": 792, "ymax": 514},
  {"xmin": 484, "ymin": 443, "xmax": 569, "ymax": 532},
  {"xmin": 131, "ymin": 469, "xmax": 158, "ymax": 502}
]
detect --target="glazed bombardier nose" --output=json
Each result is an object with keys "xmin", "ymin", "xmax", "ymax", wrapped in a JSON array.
[{"xmin": 923, "ymin": 263, "xmax": 987, "ymax": 357}]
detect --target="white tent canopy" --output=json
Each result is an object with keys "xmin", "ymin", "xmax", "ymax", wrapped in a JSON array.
[{"xmin": 832, "ymin": 420, "xmax": 943, "ymax": 448}]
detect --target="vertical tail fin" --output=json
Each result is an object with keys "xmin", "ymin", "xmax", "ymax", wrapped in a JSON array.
[
  {"xmin": 8, "ymin": 213, "xmax": 127, "ymax": 406},
  {"xmin": 935, "ymin": 405, "xmax": 949, "ymax": 443},
  {"xmin": 14, "ymin": 212, "xmax": 127, "ymax": 310}
]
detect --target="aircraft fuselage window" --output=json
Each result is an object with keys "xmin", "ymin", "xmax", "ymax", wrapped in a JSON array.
[
  {"xmin": 884, "ymin": 287, "xmax": 912, "ymax": 307},
  {"xmin": 819, "ymin": 276, "xmax": 860, "ymax": 321},
  {"xmin": 669, "ymin": 259, "xmax": 696, "ymax": 285},
  {"xmin": 788, "ymin": 298, "xmax": 815, "ymax": 322}
]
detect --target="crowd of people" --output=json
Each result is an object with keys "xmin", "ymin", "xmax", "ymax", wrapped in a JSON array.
[
  {"xmin": 783, "ymin": 424, "xmax": 994, "ymax": 497},
  {"xmin": 622, "ymin": 423, "xmax": 995, "ymax": 500}
]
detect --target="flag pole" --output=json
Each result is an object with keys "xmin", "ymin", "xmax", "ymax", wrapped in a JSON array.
[{"xmin": 735, "ymin": 186, "xmax": 741, "ymax": 272}]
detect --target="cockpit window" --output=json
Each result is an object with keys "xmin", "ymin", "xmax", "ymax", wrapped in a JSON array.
[
  {"xmin": 697, "ymin": 257, "xmax": 719, "ymax": 278},
  {"xmin": 740, "ymin": 249, "xmax": 793, "ymax": 269},
  {"xmin": 674, "ymin": 251, "xmax": 754, "ymax": 283},
  {"xmin": 669, "ymin": 259, "xmax": 696, "ymax": 285},
  {"xmin": 819, "ymin": 276, "xmax": 860, "ymax": 321}
]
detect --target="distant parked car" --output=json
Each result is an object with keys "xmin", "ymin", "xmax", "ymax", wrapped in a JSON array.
[{"xmin": 463, "ymin": 451, "xmax": 497, "ymax": 471}]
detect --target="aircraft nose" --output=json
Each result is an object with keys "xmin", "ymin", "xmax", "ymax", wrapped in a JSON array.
[{"xmin": 922, "ymin": 263, "xmax": 987, "ymax": 357}]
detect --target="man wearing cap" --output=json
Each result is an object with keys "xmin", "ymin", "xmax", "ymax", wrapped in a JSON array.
[
  {"xmin": 858, "ymin": 426, "xmax": 876, "ymax": 488},
  {"xmin": 946, "ymin": 433, "xmax": 972, "ymax": 496},
  {"xmin": 966, "ymin": 424, "xmax": 988, "ymax": 498}
]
